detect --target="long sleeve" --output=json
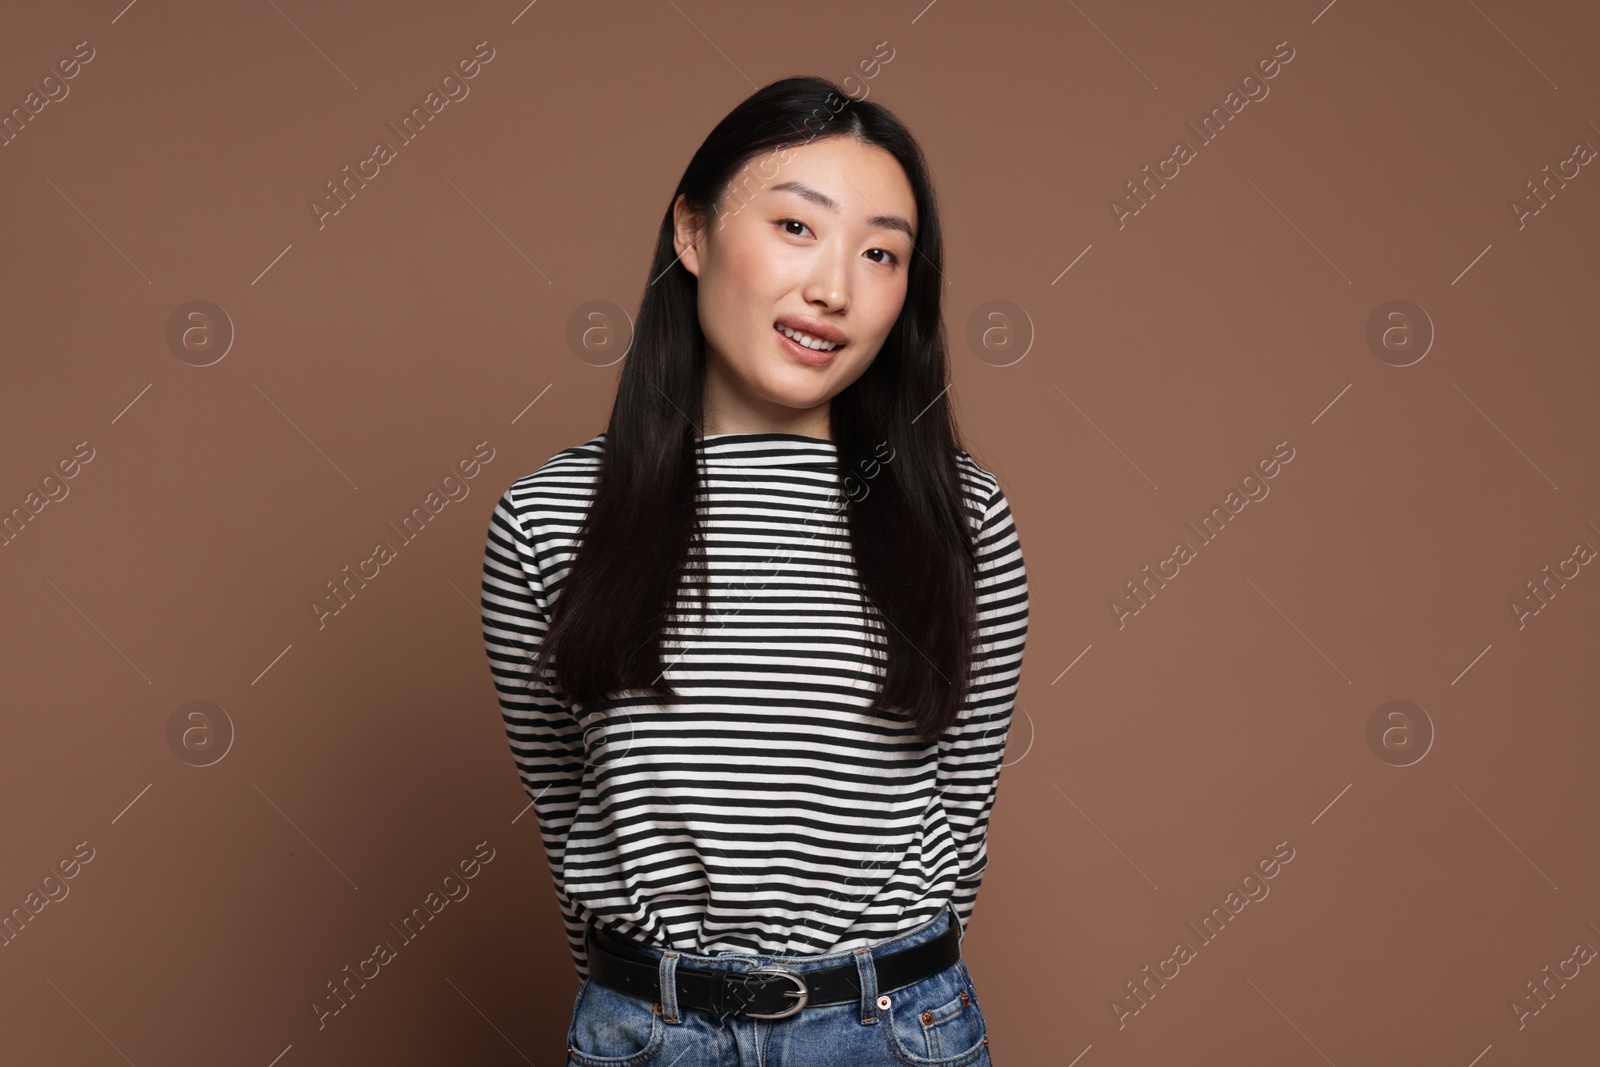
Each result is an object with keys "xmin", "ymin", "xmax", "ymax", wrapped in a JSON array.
[
  {"xmin": 479, "ymin": 485, "xmax": 593, "ymax": 980},
  {"xmin": 937, "ymin": 481, "xmax": 1030, "ymax": 933}
]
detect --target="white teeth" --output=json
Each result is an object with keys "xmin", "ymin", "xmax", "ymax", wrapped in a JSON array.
[{"xmin": 775, "ymin": 323, "xmax": 840, "ymax": 351}]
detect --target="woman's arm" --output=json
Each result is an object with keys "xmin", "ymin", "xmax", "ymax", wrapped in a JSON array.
[
  {"xmin": 480, "ymin": 483, "xmax": 592, "ymax": 980},
  {"xmin": 936, "ymin": 480, "xmax": 1030, "ymax": 932}
]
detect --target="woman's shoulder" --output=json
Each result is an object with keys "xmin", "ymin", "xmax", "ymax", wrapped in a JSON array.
[
  {"xmin": 500, "ymin": 433, "xmax": 606, "ymax": 495},
  {"xmin": 493, "ymin": 433, "xmax": 607, "ymax": 534},
  {"xmin": 495, "ymin": 434, "xmax": 1008, "ymax": 521},
  {"xmin": 954, "ymin": 449, "xmax": 1008, "ymax": 525}
]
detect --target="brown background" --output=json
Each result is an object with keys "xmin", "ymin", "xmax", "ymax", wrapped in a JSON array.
[{"xmin": 2, "ymin": 0, "xmax": 1597, "ymax": 1064}]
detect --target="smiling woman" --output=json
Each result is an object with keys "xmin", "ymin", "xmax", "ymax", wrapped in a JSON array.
[
  {"xmin": 480, "ymin": 75, "xmax": 1027, "ymax": 1067},
  {"xmin": 676, "ymin": 135, "xmax": 918, "ymax": 439}
]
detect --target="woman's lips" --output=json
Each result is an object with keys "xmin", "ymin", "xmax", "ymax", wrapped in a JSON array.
[{"xmin": 773, "ymin": 322, "xmax": 842, "ymax": 366}]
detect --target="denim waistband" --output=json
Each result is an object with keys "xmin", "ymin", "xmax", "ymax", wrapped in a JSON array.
[{"xmin": 589, "ymin": 901, "xmax": 961, "ymax": 975}]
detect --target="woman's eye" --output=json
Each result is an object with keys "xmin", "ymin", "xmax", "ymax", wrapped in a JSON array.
[{"xmin": 778, "ymin": 219, "xmax": 900, "ymax": 266}]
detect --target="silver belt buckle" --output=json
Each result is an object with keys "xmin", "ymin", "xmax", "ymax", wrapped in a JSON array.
[{"xmin": 744, "ymin": 965, "xmax": 808, "ymax": 1019}]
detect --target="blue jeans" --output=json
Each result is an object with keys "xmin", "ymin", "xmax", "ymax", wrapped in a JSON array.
[{"xmin": 565, "ymin": 903, "xmax": 993, "ymax": 1066}]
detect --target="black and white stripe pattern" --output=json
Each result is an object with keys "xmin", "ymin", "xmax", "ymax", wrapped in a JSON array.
[{"xmin": 480, "ymin": 432, "xmax": 1029, "ymax": 978}]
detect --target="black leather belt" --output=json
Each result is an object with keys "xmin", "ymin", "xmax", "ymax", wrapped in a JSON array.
[{"xmin": 585, "ymin": 914, "xmax": 962, "ymax": 1021}]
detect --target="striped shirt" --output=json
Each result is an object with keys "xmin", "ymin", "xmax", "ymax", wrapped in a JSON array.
[{"xmin": 479, "ymin": 432, "xmax": 1029, "ymax": 979}]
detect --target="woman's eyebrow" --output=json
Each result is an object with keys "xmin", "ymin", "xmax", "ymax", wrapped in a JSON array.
[{"xmin": 770, "ymin": 180, "xmax": 914, "ymax": 241}]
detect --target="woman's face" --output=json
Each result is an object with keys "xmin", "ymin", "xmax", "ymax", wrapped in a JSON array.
[{"xmin": 673, "ymin": 135, "xmax": 918, "ymax": 438}]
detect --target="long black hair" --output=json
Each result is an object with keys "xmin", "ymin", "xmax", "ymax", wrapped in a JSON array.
[{"xmin": 530, "ymin": 75, "xmax": 981, "ymax": 745}]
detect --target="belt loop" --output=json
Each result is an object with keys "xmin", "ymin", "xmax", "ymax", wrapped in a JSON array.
[
  {"xmin": 659, "ymin": 951, "xmax": 681, "ymax": 1025},
  {"xmin": 947, "ymin": 900, "xmax": 964, "ymax": 947},
  {"xmin": 853, "ymin": 946, "xmax": 880, "ymax": 1025}
]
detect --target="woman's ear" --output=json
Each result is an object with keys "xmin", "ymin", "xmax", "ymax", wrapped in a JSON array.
[{"xmin": 672, "ymin": 193, "xmax": 704, "ymax": 278}]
